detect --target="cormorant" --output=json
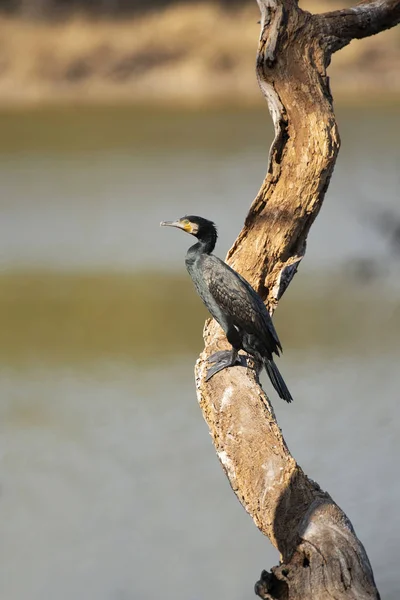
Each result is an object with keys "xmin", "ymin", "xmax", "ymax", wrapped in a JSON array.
[{"xmin": 160, "ymin": 215, "xmax": 292, "ymax": 403}]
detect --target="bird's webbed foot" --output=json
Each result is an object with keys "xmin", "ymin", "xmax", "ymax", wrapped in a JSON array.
[{"xmin": 205, "ymin": 350, "xmax": 246, "ymax": 382}]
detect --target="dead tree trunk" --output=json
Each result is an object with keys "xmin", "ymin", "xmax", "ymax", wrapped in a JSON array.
[{"xmin": 194, "ymin": 1, "xmax": 400, "ymax": 599}]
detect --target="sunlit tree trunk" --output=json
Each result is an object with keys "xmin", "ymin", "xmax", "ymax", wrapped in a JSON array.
[{"xmin": 195, "ymin": 1, "xmax": 400, "ymax": 598}]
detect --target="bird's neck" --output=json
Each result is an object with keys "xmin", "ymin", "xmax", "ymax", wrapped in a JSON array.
[{"xmin": 188, "ymin": 232, "xmax": 217, "ymax": 258}]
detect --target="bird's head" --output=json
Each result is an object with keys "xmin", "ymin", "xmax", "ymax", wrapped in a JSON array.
[{"xmin": 160, "ymin": 215, "xmax": 217, "ymax": 240}]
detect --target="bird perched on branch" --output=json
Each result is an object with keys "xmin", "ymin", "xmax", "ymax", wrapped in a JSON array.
[{"xmin": 160, "ymin": 215, "xmax": 292, "ymax": 403}]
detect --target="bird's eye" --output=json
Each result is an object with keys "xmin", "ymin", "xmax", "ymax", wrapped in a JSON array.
[{"xmin": 183, "ymin": 219, "xmax": 190, "ymax": 225}]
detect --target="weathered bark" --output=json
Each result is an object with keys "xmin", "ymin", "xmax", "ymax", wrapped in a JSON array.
[{"xmin": 194, "ymin": 1, "xmax": 400, "ymax": 599}]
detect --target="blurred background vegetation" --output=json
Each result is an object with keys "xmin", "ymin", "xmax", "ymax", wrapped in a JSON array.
[
  {"xmin": 0, "ymin": 0, "xmax": 249, "ymax": 15},
  {"xmin": 0, "ymin": 0, "xmax": 364, "ymax": 16},
  {"xmin": 0, "ymin": 3, "xmax": 399, "ymax": 600},
  {"xmin": 0, "ymin": 0, "xmax": 399, "ymax": 106}
]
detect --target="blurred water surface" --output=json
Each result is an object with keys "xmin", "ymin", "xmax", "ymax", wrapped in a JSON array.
[{"xmin": 0, "ymin": 105, "xmax": 399, "ymax": 600}]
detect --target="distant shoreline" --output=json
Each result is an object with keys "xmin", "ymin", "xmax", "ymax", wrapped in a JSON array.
[{"xmin": 1, "ymin": 3, "xmax": 399, "ymax": 108}]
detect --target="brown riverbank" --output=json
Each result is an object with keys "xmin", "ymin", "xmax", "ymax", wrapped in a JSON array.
[{"xmin": 0, "ymin": 2, "xmax": 399, "ymax": 108}]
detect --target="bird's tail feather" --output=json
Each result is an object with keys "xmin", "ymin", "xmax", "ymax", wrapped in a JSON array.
[{"xmin": 264, "ymin": 359, "xmax": 293, "ymax": 403}]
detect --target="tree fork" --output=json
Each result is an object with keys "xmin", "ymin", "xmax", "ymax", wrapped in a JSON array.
[{"xmin": 194, "ymin": 1, "xmax": 400, "ymax": 599}]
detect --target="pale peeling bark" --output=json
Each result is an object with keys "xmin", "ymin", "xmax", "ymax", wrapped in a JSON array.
[{"xmin": 194, "ymin": 1, "xmax": 400, "ymax": 599}]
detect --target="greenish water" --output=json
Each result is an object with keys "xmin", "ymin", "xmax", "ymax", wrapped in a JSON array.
[
  {"xmin": 0, "ymin": 106, "xmax": 399, "ymax": 600},
  {"xmin": 1, "ymin": 270, "xmax": 400, "ymax": 366}
]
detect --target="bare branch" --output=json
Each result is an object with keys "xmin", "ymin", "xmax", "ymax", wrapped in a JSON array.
[
  {"xmin": 193, "ymin": 0, "xmax": 399, "ymax": 597},
  {"xmin": 319, "ymin": 0, "xmax": 400, "ymax": 52}
]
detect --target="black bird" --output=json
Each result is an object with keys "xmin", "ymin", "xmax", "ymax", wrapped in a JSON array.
[{"xmin": 160, "ymin": 215, "xmax": 292, "ymax": 403}]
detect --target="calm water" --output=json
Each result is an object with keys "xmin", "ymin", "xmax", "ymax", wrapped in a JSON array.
[{"xmin": 0, "ymin": 106, "xmax": 399, "ymax": 599}]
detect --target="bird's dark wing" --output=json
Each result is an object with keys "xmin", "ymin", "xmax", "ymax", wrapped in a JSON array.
[
  {"xmin": 202, "ymin": 255, "xmax": 282, "ymax": 354},
  {"xmin": 233, "ymin": 270, "xmax": 282, "ymax": 353}
]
